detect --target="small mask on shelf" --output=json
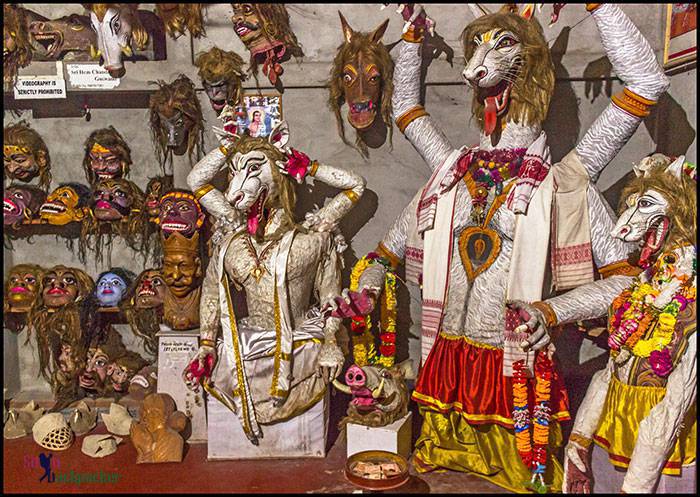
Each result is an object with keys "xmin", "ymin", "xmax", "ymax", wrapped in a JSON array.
[
  {"xmin": 4, "ymin": 263, "xmax": 44, "ymax": 313},
  {"xmin": 4, "ymin": 121, "xmax": 52, "ymax": 190},
  {"xmin": 3, "ymin": 184, "xmax": 47, "ymax": 226},
  {"xmin": 144, "ymin": 176, "xmax": 174, "ymax": 223},
  {"xmin": 82, "ymin": 126, "xmax": 132, "ymax": 184},
  {"xmin": 39, "ymin": 183, "xmax": 91, "ymax": 226},
  {"xmin": 94, "ymin": 267, "xmax": 135, "ymax": 308}
]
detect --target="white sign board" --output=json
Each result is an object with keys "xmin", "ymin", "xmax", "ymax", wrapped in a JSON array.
[
  {"xmin": 13, "ymin": 78, "xmax": 66, "ymax": 99},
  {"xmin": 66, "ymin": 64, "xmax": 121, "ymax": 90}
]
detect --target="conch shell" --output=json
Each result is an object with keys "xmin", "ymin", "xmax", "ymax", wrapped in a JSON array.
[
  {"xmin": 3, "ymin": 401, "xmax": 45, "ymax": 439},
  {"xmin": 101, "ymin": 403, "xmax": 134, "ymax": 436},
  {"xmin": 68, "ymin": 401, "xmax": 97, "ymax": 436}
]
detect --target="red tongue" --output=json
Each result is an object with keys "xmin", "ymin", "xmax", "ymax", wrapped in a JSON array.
[
  {"xmin": 484, "ymin": 96, "xmax": 498, "ymax": 136},
  {"xmin": 247, "ymin": 195, "xmax": 262, "ymax": 235}
]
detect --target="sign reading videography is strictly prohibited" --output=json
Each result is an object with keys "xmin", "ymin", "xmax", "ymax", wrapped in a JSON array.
[{"xmin": 14, "ymin": 78, "xmax": 67, "ymax": 99}]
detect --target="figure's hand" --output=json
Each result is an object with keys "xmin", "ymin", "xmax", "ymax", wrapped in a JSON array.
[
  {"xmin": 277, "ymin": 148, "xmax": 311, "ymax": 184},
  {"xmin": 315, "ymin": 342, "xmax": 345, "ymax": 384},
  {"xmin": 507, "ymin": 300, "xmax": 551, "ymax": 352},
  {"xmin": 324, "ymin": 288, "xmax": 377, "ymax": 319},
  {"xmin": 563, "ymin": 439, "xmax": 592, "ymax": 494},
  {"xmin": 182, "ymin": 344, "xmax": 217, "ymax": 392},
  {"xmin": 301, "ymin": 211, "xmax": 337, "ymax": 233}
]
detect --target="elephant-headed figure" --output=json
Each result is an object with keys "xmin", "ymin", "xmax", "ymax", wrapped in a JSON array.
[{"xmin": 333, "ymin": 360, "xmax": 413, "ymax": 428}]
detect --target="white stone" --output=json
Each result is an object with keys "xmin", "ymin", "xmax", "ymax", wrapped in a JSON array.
[
  {"xmin": 156, "ymin": 327, "xmax": 207, "ymax": 443},
  {"xmin": 206, "ymin": 392, "xmax": 328, "ymax": 460},
  {"xmin": 346, "ymin": 412, "xmax": 413, "ymax": 460}
]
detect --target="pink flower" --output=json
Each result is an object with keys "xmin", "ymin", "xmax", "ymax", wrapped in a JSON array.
[
  {"xmin": 283, "ymin": 148, "xmax": 311, "ymax": 183},
  {"xmin": 649, "ymin": 348, "xmax": 673, "ymax": 377}
]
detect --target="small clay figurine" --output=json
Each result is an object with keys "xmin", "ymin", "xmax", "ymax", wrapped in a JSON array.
[{"xmin": 129, "ymin": 393, "xmax": 186, "ymax": 464}]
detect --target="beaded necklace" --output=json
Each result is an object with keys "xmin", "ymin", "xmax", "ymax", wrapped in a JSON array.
[{"xmin": 468, "ymin": 148, "xmax": 526, "ymax": 225}]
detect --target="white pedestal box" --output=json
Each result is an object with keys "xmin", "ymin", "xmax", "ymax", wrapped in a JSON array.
[
  {"xmin": 206, "ymin": 392, "xmax": 329, "ymax": 460},
  {"xmin": 156, "ymin": 326, "xmax": 207, "ymax": 442},
  {"xmin": 346, "ymin": 412, "xmax": 413, "ymax": 460}
]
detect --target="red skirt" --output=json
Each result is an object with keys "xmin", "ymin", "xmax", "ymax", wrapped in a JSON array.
[{"xmin": 412, "ymin": 333, "xmax": 571, "ymax": 428}]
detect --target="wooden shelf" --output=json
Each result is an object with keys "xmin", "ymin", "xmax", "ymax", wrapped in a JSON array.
[{"xmin": 4, "ymin": 220, "xmax": 82, "ymax": 238}]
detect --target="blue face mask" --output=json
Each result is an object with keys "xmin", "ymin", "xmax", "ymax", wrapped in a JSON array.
[{"xmin": 96, "ymin": 273, "xmax": 127, "ymax": 307}]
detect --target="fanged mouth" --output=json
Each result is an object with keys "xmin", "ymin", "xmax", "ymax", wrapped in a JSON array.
[
  {"xmin": 211, "ymin": 99, "xmax": 227, "ymax": 112},
  {"xmin": 350, "ymin": 387, "xmax": 380, "ymax": 411},
  {"xmin": 30, "ymin": 31, "xmax": 63, "ymax": 56},
  {"xmin": 641, "ymin": 216, "xmax": 670, "ymax": 255},
  {"xmin": 4, "ymin": 199, "xmax": 19, "ymax": 214},
  {"xmin": 138, "ymin": 287, "xmax": 156, "ymax": 297},
  {"xmin": 162, "ymin": 222, "xmax": 189, "ymax": 232},
  {"xmin": 40, "ymin": 201, "xmax": 67, "ymax": 215},
  {"xmin": 96, "ymin": 172, "xmax": 117, "ymax": 180},
  {"xmin": 348, "ymin": 100, "xmax": 378, "ymax": 129}
]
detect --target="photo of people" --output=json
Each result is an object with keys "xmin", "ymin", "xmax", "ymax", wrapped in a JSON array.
[{"xmin": 235, "ymin": 94, "xmax": 282, "ymax": 138}]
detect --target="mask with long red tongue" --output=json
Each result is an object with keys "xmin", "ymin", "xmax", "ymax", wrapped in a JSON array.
[
  {"xmin": 639, "ymin": 216, "xmax": 670, "ymax": 268},
  {"xmin": 246, "ymin": 190, "xmax": 268, "ymax": 235}
]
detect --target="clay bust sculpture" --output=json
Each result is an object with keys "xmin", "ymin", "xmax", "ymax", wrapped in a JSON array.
[
  {"xmin": 149, "ymin": 74, "xmax": 205, "ymax": 170},
  {"xmin": 183, "ymin": 118, "xmax": 364, "ymax": 445},
  {"xmin": 512, "ymin": 156, "xmax": 697, "ymax": 493},
  {"xmin": 82, "ymin": 127, "xmax": 132, "ymax": 184},
  {"xmin": 156, "ymin": 189, "xmax": 205, "ymax": 239},
  {"xmin": 230, "ymin": 3, "xmax": 303, "ymax": 88},
  {"xmin": 328, "ymin": 13, "xmax": 393, "ymax": 157},
  {"xmin": 122, "ymin": 268, "xmax": 167, "ymax": 357},
  {"xmin": 155, "ymin": 4, "xmax": 205, "ymax": 40},
  {"xmin": 162, "ymin": 231, "xmax": 202, "ymax": 331},
  {"xmin": 144, "ymin": 175, "xmax": 174, "ymax": 223},
  {"xmin": 83, "ymin": 3, "xmax": 149, "ymax": 78},
  {"xmin": 3, "ymin": 4, "xmax": 32, "ymax": 87},
  {"xmin": 93, "ymin": 267, "xmax": 135, "ymax": 308},
  {"xmin": 3, "ymin": 185, "xmax": 47, "ymax": 227},
  {"xmin": 39, "ymin": 183, "xmax": 91, "ymax": 225},
  {"xmin": 4, "ymin": 121, "xmax": 52, "ymax": 191},
  {"xmin": 194, "ymin": 46, "xmax": 247, "ymax": 116},
  {"xmin": 130, "ymin": 393, "xmax": 186, "ymax": 464}
]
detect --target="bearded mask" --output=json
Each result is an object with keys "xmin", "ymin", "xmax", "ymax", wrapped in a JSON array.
[
  {"xmin": 194, "ymin": 46, "xmax": 246, "ymax": 115},
  {"xmin": 94, "ymin": 267, "xmax": 135, "ymax": 308},
  {"xmin": 41, "ymin": 265, "xmax": 94, "ymax": 309},
  {"xmin": 156, "ymin": 190, "xmax": 205, "ymax": 239},
  {"xmin": 230, "ymin": 3, "xmax": 303, "ymax": 87},
  {"xmin": 26, "ymin": 10, "xmax": 96, "ymax": 61},
  {"xmin": 39, "ymin": 183, "xmax": 91, "ymax": 225},
  {"xmin": 4, "ymin": 185, "xmax": 47, "ymax": 226},
  {"xmin": 83, "ymin": 127, "xmax": 132, "ymax": 184},
  {"xmin": 92, "ymin": 178, "xmax": 140, "ymax": 222},
  {"xmin": 107, "ymin": 351, "xmax": 148, "ymax": 394},
  {"xmin": 145, "ymin": 176, "xmax": 173, "ymax": 221},
  {"xmin": 4, "ymin": 264, "xmax": 44, "ymax": 313},
  {"xmin": 4, "ymin": 122, "xmax": 52, "ymax": 190},
  {"xmin": 162, "ymin": 231, "xmax": 202, "ymax": 299}
]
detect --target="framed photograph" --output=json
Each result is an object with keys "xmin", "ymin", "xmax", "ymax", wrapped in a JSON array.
[
  {"xmin": 664, "ymin": 4, "xmax": 697, "ymax": 68},
  {"xmin": 235, "ymin": 93, "xmax": 283, "ymax": 138}
]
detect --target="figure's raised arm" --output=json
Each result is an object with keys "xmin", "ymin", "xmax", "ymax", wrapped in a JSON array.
[
  {"xmin": 575, "ymin": 4, "xmax": 670, "ymax": 181},
  {"xmin": 391, "ymin": 8, "xmax": 455, "ymax": 172}
]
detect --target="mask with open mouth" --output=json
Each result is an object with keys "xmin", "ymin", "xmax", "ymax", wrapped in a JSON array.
[
  {"xmin": 230, "ymin": 3, "xmax": 303, "ymax": 86},
  {"xmin": 156, "ymin": 190, "xmax": 205, "ymax": 239},
  {"xmin": 92, "ymin": 178, "xmax": 135, "ymax": 221},
  {"xmin": 4, "ymin": 184, "xmax": 46, "ymax": 226},
  {"xmin": 4, "ymin": 121, "xmax": 52, "ymax": 190},
  {"xmin": 39, "ymin": 183, "xmax": 91, "ymax": 225},
  {"xmin": 461, "ymin": 7, "xmax": 554, "ymax": 138},
  {"xmin": 132, "ymin": 269, "xmax": 167, "ymax": 309},
  {"xmin": 4, "ymin": 263, "xmax": 44, "ymax": 313},
  {"xmin": 123, "ymin": 268, "xmax": 166, "ymax": 357},
  {"xmin": 26, "ymin": 10, "xmax": 96, "ymax": 61},
  {"xmin": 82, "ymin": 126, "xmax": 132, "ymax": 184},
  {"xmin": 195, "ymin": 46, "xmax": 246, "ymax": 116}
]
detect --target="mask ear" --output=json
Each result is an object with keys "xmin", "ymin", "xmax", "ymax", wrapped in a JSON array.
[
  {"xmin": 268, "ymin": 121, "xmax": 290, "ymax": 152},
  {"xmin": 338, "ymin": 11, "xmax": 354, "ymax": 44},
  {"xmin": 369, "ymin": 18, "xmax": 389, "ymax": 44},
  {"xmin": 664, "ymin": 155, "xmax": 686, "ymax": 179},
  {"xmin": 519, "ymin": 4, "xmax": 536, "ymax": 20}
]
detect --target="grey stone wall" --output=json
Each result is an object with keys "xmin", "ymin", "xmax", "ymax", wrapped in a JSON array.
[{"xmin": 4, "ymin": 4, "xmax": 697, "ymax": 393}]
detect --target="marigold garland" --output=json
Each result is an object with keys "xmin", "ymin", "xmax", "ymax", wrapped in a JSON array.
[
  {"xmin": 607, "ymin": 252, "xmax": 696, "ymax": 377},
  {"xmin": 348, "ymin": 254, "xmax": 398, "ymax": 368},
  {"xmin": 512, "ymin": 352, "xmax": 553, "ymax": 494}
]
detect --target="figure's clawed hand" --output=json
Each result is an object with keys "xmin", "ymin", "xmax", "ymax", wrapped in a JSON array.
[
  {"xmin": 324, "ymin": 288, "xmax": 377, "ymax": 319},
  {"xmin": 316, "ymin": 342, "xmax": 345, "ymax": 384},
  {"xmin": 563, "ymin": 440, "xmax": 593, "ymax": 494},
  {"xmin": 507, "ymin": 300, "xmax": 551, "ymax": 352},
  {"xmin": 182, "ymin": 345, "xmax": 217, "ymax": 392}
]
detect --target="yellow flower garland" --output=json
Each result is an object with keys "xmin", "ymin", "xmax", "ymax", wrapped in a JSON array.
[{"xmin": 349, "ymin": 255, "xmax": 398, "ymax": 368}]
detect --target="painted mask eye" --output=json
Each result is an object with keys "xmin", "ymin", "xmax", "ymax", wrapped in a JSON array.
[
  {"xmin": 343, "ymin": 73, "xmax": 353, "ymax": 83},
  {"xmin": 25, "ymin": 276, "xmax": 36, "ymax": 284},
  {"xmin": 64, "ymin": 276, "xmax": 76, "ymax": 285},
  {"xmin": 496, "ymin": 36, "xmax": 516, "ymax": 49},
  {"xmin": 368, "ymin": 74, "xmax": 380, "ymax": 83},
  {"xmin": 638, "ymin": 199, "xmax": 652, "ymax": 208}
]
